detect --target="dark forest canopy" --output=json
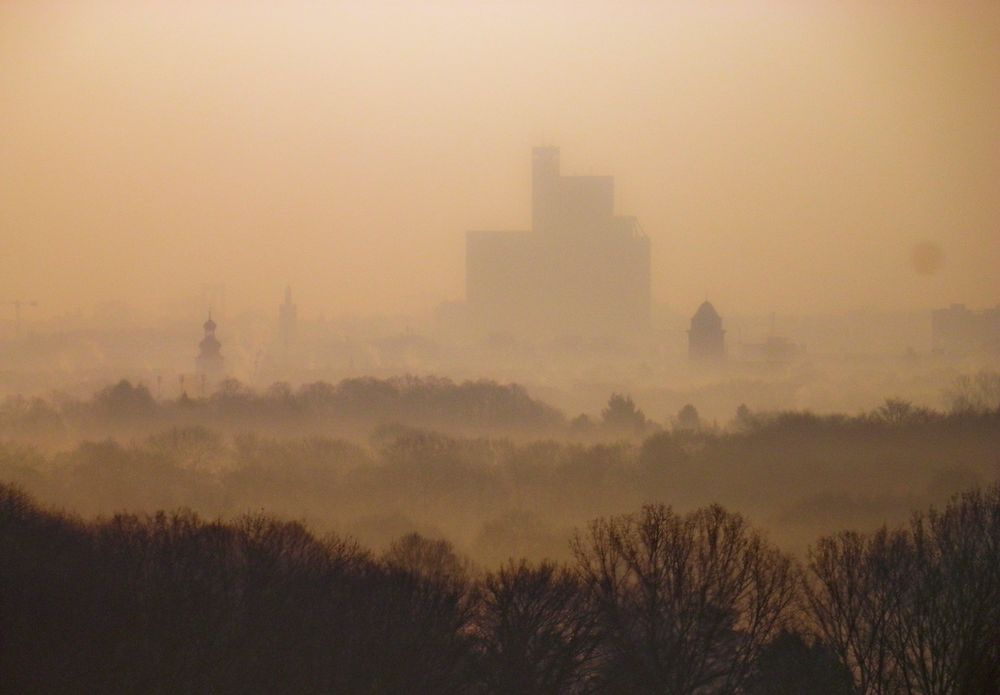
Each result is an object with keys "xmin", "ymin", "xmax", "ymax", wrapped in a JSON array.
[{"xmin": 2, "ymin": 483, "xmax": 997, "ymax": 694}]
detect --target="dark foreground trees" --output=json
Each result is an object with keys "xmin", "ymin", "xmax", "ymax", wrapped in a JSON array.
[
  {"xmin": 2, "ymin": 482, "xmax": 998, "ymax": 694},
  {"xmin": 746, "ymin": 630, "xmax": 855, "ymax": 695},
  {"xmin": 573, "ymin": 504, "xmax": 797, "ymax": 694},
  {"xmin": 805, "ymin": 485, "xmax": 1000, "ymax": 695},
  {"xmin": 473, "ymin": 560, "xmax": 600, "ymax": 694},
  {"xmin": 0, "ymin": 485, "xmax": 474, "ymax": 694}
]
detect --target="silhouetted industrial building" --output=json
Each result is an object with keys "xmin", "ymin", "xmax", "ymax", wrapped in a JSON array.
[
  {"xmin": 196, "ymin": 312, "xmax": 225, "ymax": 377},
  {"xmin": 932, "ymin": 303, "xmax": 1000, "ymax": 353},
  {"xmin": 466, "ymin": 147, "xmax": 650, "ymax": 337},
  {"xmin": 688, "ymin": 301, "xmax": 725, "ymax": 360}
]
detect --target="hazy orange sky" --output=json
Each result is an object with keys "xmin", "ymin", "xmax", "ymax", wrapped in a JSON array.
[{"xmin": 2, "ymin": 1, "xmax": 998, "ymax": 321}]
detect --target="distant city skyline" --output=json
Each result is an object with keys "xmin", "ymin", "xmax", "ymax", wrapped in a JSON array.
[{"xmin": 2, "ymin": 3, "xmax": 997, "ymax": 321}]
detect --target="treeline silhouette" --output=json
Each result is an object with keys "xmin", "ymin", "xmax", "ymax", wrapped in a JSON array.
[
  {"xmin": 4, "ymin": 370, "xmax": 998, "ymax": 444},
  {"xmin": 0, "ymin": 376, "xmax": 566, "ymax": 442},
  {"xmin": 3, "ymin": 483, "xmax": 997, "ymax": 694}
]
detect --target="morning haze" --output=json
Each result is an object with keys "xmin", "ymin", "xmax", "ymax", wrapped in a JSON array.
[
  {"xmin": 2, "ymin": 3, "xmax": 1000, "ymax": 693},
  {"xmin": 2, "ymin": 1, "xmax": 998, "ymax": 319}
]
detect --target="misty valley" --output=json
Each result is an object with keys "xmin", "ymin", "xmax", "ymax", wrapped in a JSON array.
[
  {"xmin": 2, "ymin": 374, "xmax": 999, "ymax": 693},
  {"xmin": 4, "ymin": 1, "xmax": 1000, "ymax": 692}
]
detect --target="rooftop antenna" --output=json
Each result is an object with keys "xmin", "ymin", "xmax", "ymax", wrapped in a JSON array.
[{"xmin": 201, "ymin": 283, "xmax": 226, "ymax": 317}]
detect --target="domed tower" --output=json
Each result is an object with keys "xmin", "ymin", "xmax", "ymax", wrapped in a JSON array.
[
  {"xmin": 196, "ymin": 312, "xmax": 225, "ymax": 376},
  {"xmin": 688, "ymin": 301, "xmax": 725, "ymax": 361}
]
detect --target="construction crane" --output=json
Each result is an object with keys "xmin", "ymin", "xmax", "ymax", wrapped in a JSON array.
[{"xmin": 2, "ymin": 300, "xmax": 38, "ymax": 337}]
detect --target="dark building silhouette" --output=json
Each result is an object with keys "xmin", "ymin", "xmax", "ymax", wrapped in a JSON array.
[
  {"xmin": 932, "ymin": 303, "xmax": 1000, "ymax": 354},
  {"xmin": 688, "ymin": 301, "xmax": 725, "ymax": 360},
  {"xmin": 466, "ymin": 147, "xmax": 650, "ymax": 337},
  {"xmin": 196, "ymin": 312, "xmax": 225, "ymax": 377}
]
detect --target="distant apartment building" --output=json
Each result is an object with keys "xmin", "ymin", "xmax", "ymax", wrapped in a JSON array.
[
  {"xmin": 932, "ymin": 304, "xmax": 1000, "ymax": 353},
  {"xmin": 465, "ymin": 147, "xmax": 650, "ymax": 337}
]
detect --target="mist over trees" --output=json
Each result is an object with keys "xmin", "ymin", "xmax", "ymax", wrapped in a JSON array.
[
  {"xmin": 2, "ymin": 374, "xmax": 998, "ymax": 692},
  {"xmin": 4, "ymin": 0, "xmax": 999, "ymax": 689},
  {"xmin": 1, "ymin": 375, "xmax": 999, "ymax": 560}
]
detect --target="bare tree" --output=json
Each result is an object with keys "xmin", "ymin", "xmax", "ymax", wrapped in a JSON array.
[
  {"xmin": 805, "ymin": 485, "xmax": 1000, "ymax": 695},
  {"xmin": 383, "ymin": 532, "xmax": 472, "ymax": 589},
  {"xmin": 572, "ymin": 504, "xmax": 796, "ymax": 694},
  {"xmin": 889, "ymin": 487, "xmax": 1000, "ymax": 695},
  {"xmin": 474, "ymin": 560, "xmax": 600, "ymax": 694},
  {"xmin": 804, "ymin": 528, "xmax": 908, "ymax": 695},
  {"xmin": 944, "ymin": 370, "xmax": 1000, "ymax": 414},
  {"xmin": 870, "ymin": 398, "xmax": 931, "ymax": 426}
]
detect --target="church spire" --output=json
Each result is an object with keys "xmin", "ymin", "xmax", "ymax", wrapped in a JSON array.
[{"xmin": 196, "ymin": 310, "xmax": 224, "ymax": 378}]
